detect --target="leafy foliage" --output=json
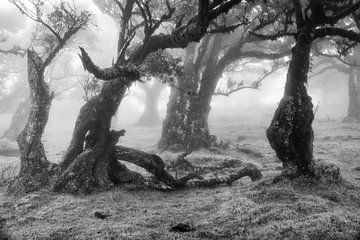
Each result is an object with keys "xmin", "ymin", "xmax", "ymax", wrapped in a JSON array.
[
  {"xmin": 138, "ymin": 48, "xmax": 184, "ymax": 89},
  {"xmin": 78, "ymin": 74, "xmax": 102, "ymax": 102}
]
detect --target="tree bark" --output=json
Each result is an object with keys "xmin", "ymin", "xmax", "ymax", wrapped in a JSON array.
[
  {"xmin": 159, "ymin": 36, "xmax": 222, "ymax": 152},
  {"xmin": 8, "ymin": 50, "xmax": 55, "ymax": 194},
  {"xmin": 158, "ymin": 43, "xmax": 198, "ymax": 151},
  {"xmin": 158, "ymin": 81, "xmax": 192, "ymax": 151},
  {"xmin": 344, "ymin": 48, "xmax": 360, "ymax": 122},
  {"xmin": 112, "ymin": 145, "xmax": 262, "ymax": 189},
  {"xmin": 1, "ymin": 98, "xmax": 30, "ymax": 141},
  {"xmin": 266, "ymin": 27, "xmax": 315, "ymax": 176},
  {"xmin": 343, "ymin": 66, "xmax": 360, "ymax": 121},
  {"xmin": 53, "ymin": 79, "xmax": 129, "ymax": 193}
]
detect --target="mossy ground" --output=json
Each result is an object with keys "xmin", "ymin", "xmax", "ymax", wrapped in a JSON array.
[{"xmin": 0, "ymin": 119, "xmax": 360, "ymax": 240}]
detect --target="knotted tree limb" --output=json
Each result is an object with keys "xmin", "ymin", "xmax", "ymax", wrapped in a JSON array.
[
  {"xmin": 78, "ymin": 47, "xmax": 140, "ymax": 81},
  {"xmin": 186, "ymin": 163, "xmax": 262, "ymax": 187},
  {"xmin": 113, "ymin": 146, "xmax": 262, "ymax": 189},
  {"xmin": 113, "ymin": 146, "xmax": 202, "ymax": 188}
]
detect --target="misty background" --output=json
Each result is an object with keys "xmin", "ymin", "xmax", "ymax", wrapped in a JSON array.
[{"xmin": 0, "ymin": 0, "xmax": 349, "ymax": 160}]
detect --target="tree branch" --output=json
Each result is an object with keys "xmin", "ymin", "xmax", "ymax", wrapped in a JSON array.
[
  {"xmin": 79, "ymin": 0, "xmax": 245, "ymax": 81},
  {"xmin": 78, "ymin": 47, "xmax": 140, "ymax": 81}
]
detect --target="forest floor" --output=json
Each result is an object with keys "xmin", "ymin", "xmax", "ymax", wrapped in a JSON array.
[{"xmin": 0, "ymin": 115, "xmax": 360, "ymax": 240}]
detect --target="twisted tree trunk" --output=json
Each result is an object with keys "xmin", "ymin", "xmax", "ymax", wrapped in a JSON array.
[
  {"xmin": 53, "ymin": 78, "xmax": 131, "ymax": 193},
  {"xmin": 1, "ymin": 98, "xmax": 30, "ymax": 141},
  {"xmin": 266, "ymin": 28, "xmax": 315, "ymax": 176},
  {"xmin": 8, "ymin": 50, "xmax": 55, "ymax": 194}
]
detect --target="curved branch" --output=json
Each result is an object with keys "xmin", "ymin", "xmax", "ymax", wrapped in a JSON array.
[
  {"xmin": 78, "ymin": 47, "xmax": 140, "ymax": 81},
  {"xmin": 324, "ymin": 2, "xmax": 360, "ymax": 25},
  {"xmin": 314, "ymin": 28, "xmax": 360, "ymax": 42}
]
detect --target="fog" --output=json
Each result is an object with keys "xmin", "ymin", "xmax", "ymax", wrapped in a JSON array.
[
  {"xmin": 1, "ymin": 1, "xmax": 360, "ymax": 239},
  {"xmin": 0, "ymin": 0, "xmax": 351, "ymax": 156}
]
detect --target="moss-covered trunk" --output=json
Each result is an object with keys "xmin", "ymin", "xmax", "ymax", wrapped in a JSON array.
[
  {"xmin": 158, "ymin": 79, "xmax": 192, "ymax": 151},
  {"xmin": 266, "ymin": 27, "xmax": 315, "ymax": 176},
  {"xmin": 53, "ymin": 78, "xmax": 130, "ymax": 193},
  {"xmin": 159, "ymin": 36, "xmax": 222, "ymax": 152},
  {"xmin": 8, "ymin": 50, "xmax": 54, "ymax": 193}
]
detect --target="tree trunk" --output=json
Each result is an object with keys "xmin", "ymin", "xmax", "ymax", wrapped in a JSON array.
[
  {"xmin": 161, "ymin": 93, "xmax": 214, "ymax": 152},
  {"xmin": 159, "ymin": 81, "xmax": 217, "ymax": 152},
  {"xmin": 266, "ymin": 28, "xmax": 315, "ymax": 176},
  {"xmin": 52, "ymin": 78, "xmax": 130, "ymax": 193},
  {"xmin": 8, "ymin": 50, "xmax": 55, "ymax": 194},
  {"xmin": 136, "ymin": 81, "xmax": 164, "ymax": 126},
  {"xmin": 1, "ymin": 98, "xmax": 30, "ymax": 141},
  {"xmin": 159, "ymin": 37, "xmax": 221, "ymax": 152},
  {"xmin": 158, "ymin": 43, "xmax": 198, "ymax": 151},
  {"xmin": 158, "ymin": 83, "xmax": 191, "ymax": 151},
  {"xmin": 344, "ymin": 66, "xmax": 360, "ymax": 122}
]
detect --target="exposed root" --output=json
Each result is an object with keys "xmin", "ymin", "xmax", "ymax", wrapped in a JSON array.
[
  {"xmin": 273, "ymin": 161, "xmax": 341, "ymax": 184},
  {"xmin": 114, "ymin": 146, "xmax": 262, "ymax": 189}
]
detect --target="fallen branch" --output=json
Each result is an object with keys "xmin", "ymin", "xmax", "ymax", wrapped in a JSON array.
[
  {"xmin": 186, "ymin": 163, "xmax": 262, "ymax": 187},
  {"xmin": 113, "ymin": 146, "xmax": 262, "ymax": 189}
]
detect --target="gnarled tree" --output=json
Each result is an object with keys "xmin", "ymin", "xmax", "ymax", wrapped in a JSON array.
[
  {"xmin": 7, "ymin": 0, "xmax": 90, "ymax": 193},
  {"xmin": 258, "ymin": 0, "xmax": 360, "ymax": 177},
  {"xmin": 53, "ymin": 0, "xmax": 263, "ymax": 193}
]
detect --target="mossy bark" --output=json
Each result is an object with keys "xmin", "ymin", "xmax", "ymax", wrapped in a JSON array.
[
  {"xmin": 159, "ymin": 36, "xmax": 222, "ymax": 152},
  {"xmin": 266, "ymin": 27, "xmax": 315, "ymax": 176},
  {"xmin": 8, "ymin": 50, "xmax": 55, "ymax": 194},
  {"xmin": 53, "ymin": 78, "xmax": 130, "ymax": 193}
]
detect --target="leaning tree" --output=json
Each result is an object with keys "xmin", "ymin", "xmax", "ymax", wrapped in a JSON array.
[
  {"xmin": 255, "ymin": 0, "xmax": 360, "ymax": 177},
  {"xmin": 52, "ymin": 0, "xmax": 264, "ymax": 193},
  {"xmin": 7, "ymin": 0, "xmax": 90, "ymax": 193},
  {"xmin": 158, "ymin": 2, "xmax": 291, "ymax": 152}
]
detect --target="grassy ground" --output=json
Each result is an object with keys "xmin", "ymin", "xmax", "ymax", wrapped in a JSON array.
[{"xmin": 0, "ymin": 117, "xmax": 360, "ymax": 240}]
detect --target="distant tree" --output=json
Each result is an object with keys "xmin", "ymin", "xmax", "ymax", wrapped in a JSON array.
[
  {"xmin": 136, "ymin": 80, "xmax": 165, "ymax": 126},
  {"xmin": 311, "ymin": 13, "xmax": 360, "ymax": 123},
  {"xmin": 6, "ymin": 0, "xmax": 90, "ymax": 193},
  {"xmin": 158, "ymin": 2, "xmax": 290, "ymax": 152},
  {"xmin": 311, "ymin": 43, "xmax": 360, "ymax": 122},
  {"xmin": 136, "ymin": 49, "xmax": 181, "ymax": 126}
]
